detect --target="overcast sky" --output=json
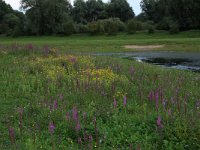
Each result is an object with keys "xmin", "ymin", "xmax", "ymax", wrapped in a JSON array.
[{"xmin": 4, "ymin": 0, "xmax": 142, "ymax": 15}]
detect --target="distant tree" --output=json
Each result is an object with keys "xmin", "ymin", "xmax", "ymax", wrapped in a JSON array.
[
  {"xmin": 107, "ymin": 0, "xmax": 134, "ymax": 21},
  {"xmin": 21, "ymin": 0, "xmax": 72, "ymax": 35},
  {"xmin": 85, "ymin": 0, "xmax": 105, "ymax": 22},
  {"xmin": 140, "ymin": 0, "xmax": 200, "ymax": 30},
  {"xmin": 0, "ymin": 0, "xmax": 13, "ymax": 22},
  {"xmin": 72, "ymin": 0, "xmax": 87, "ymax": 24}
]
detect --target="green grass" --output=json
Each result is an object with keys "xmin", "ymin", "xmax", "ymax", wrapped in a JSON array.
[
  {"xmin": 0, "ymin": 31, "xmax": 200, "ymax": 149},
  {"xmin": 0, "ymin": 30, "xmax": 200, "ymax": 52}
]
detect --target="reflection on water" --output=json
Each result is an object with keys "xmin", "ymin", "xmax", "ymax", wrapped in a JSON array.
[{"xmin": 91, "ymin": 51, "xmax": 200, "ymax": 73}]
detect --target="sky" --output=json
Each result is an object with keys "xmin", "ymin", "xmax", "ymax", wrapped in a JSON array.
[{"xmin": 4, "ymin": 0, "xmax": 142, "ymax": 15}]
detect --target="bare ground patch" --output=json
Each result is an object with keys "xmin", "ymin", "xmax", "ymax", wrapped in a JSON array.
[{"xmin": 124, "ymin": 45, "xmax": 164, "ymax": 50}]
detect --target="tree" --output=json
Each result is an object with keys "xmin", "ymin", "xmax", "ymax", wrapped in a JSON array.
[
  {"xmin": 21, "ymin": 0, "xmax": 73, "ymax": 35},
  {"xmin": 72, "ymin": 0, "xmax": 87, "ymax": 24},
  {"xmin": 107, "ymin": 0, "xmax": 134, "ymax": 21}
]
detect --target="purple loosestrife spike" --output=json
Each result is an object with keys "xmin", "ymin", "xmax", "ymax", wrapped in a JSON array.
[
  {"xmin": 156, "ymin": 116, "xmax": 164, "ymax": 129},
  {"xmin": 72, "ymin": 106, "xmax": 78, "ymax": 121},
  {"xmin": 48, "ymin": 122, "xmax": 55, "ymax": 135},
  {"xmin": 148, "ymin": 91, "xmax": 154, "ymax": 101},
  {"xmin": 18, "ymin": 107, "xmax": 23, "ymax": 135},
  {"xmin": 123, "ymin": 95, "xmax": 127, "ymax": 107},
  {"xmin": 113, "ymin": 97, "xmax": 117, "ymax": 108},
  {"xmin": 8, "ymin": 127, "xmax": 15, "ymax": 144},
  {"xmin": 155, "ymin": 90, "xmax": 159, "ymax": 112},
  {"xmin": 78, "ymin": 137, "xmax": 82, "ymax": 145},
  {"xmin": 66, "ymin": 112, "xmax": 71, "ymax": 121},
  {"xmin": 53, "ymin": 101, "xmax": 58, "ymax": 110},
  {"xmin": 168, "ymin": 109, "xmax": 171, "ymax": 117},
  {"xmin": 83, "ymin": 112, "xmax": 87, "ymax": 120},
  {"xmin": 129, "ymin": 66, "xmax": 135, "ymax": 80},
  {"xmin": 59, "ymin": 94, "xmax": 63, "ymax": 100},
  {"xmin": 75, "ymin": 121, "xmax": 81, "ymax": 132}
]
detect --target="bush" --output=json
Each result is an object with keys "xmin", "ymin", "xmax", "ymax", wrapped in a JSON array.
[
  {"xmin": 127, "ymin": 19, "xmax": 137, "ymax": 34},
  {"xmin": 169, "ymin": 22, "xmax": 180, "ymax": 34},
  {"xmin": 88, "ymin": 21, "xmax": 104, "ymax": 35},
  {"xmin": 74, "ymin": 24, "xmax": 88, "ymax": 33},
  {"xmin": 148, "ymin": 25, "xmax": 155, "ymax": 34},
  {"xmin": 102, "ymin": 19, "xmax": 118, "ymax": 35},
  {"xmin": 63, "ymin": 21, "xmax": 75, "ymax": 35}
]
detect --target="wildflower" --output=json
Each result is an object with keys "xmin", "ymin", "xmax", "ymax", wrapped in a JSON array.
[
  {"xmin": 66, "ymin": 112, "xmax": 71, "ymax": 121},
  {"xmin": 113, "ymin": 97, "xmax": 117, "ymax": 108},
  {"xmin": 156, "ymin": 116, "xmax": 164, "ymax": 128},
  {"xmin": 75, "ymin": 121, "xmax": 81, "ymax": 132},
  {"xmin": 18, "ymin": 107, "xmax": 23, "ymax": 135},
  {"xmin": 148, "ymin": 91, "xmax": 154, "ymax": 101},
  {"xmin": 129, "ymin": 66, "xmax": 135, "ymax": 80},
  {"xmin": 53, "ymin": 101, "xmax": 58, "ymax": 110},
  {"xmin": 48, "ymin": 122, "xmax": 55, "ymax": 135},
  {"xmin": 59, "ymin": 94, "xmax": 63, "ymax": 100},
  {"xmin": 69, "ymin": 57, "xmax": 77, "ymax": 63},
  {"xmin": 8, "ymin": 127, "xmax": 15, "ymax": 144},
  {"xmin": 155, "ymin": 90, "xmax": 159, "ymax": 111},
  {"xmin": 78, "ymin": 137, "xmax": 82, "ymax": 145},
  {"xmin": 123, "ymin": 95, "xmax": 127, "ymax": 107},
  {"xmin": 168, "ymin": 109, "xmax": 171, "ymax": 116},
  {"xmin": 72, "ymin": 106, "xmax": 78, "ymax": 121}
]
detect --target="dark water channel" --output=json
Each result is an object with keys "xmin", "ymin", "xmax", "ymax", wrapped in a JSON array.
[{"xmin": 92, "ymin": 51, "xmax": 200, "ymax": 73}]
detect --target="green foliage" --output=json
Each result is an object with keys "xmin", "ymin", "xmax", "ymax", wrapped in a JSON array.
[
  {"xmin": 63, "ymin": 21, "xmax": 75, "ymax": 36},
  {"xmin": 141, "ymin": 0, "xmax": 200, "ymax": 30},
  {"xmin": 88, "ymin": 21, "xmax": 104, "ymax": 35},
  {"xmin": 74, "ymin": 24, "xmax": 88, "ymax": 33},
  {"xmin": 127, "ymin": 19, "xmax": 137, "ymax": 34},
  {"xmin": 169, "ymin": 22, "xmax": 180, "ymax": 34}
]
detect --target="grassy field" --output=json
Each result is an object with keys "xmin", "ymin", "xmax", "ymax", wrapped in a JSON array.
[
  {"xmin": 0, "ymin": 30, "xmax": 200, "ymax": 52},
  {"xmin": 0, "ymin": 31, "xmax": 200, "ymax": 149}
]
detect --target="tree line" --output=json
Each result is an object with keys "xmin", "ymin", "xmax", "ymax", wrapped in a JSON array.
[{"xmin": 0, "ymin": 0, "xmax": 199, "ymax": 37}]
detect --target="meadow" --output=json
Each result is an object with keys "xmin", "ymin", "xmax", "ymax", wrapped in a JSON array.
[{"xmin": 0, "ymin": 31, "xmax": 200, "ymax": 149}]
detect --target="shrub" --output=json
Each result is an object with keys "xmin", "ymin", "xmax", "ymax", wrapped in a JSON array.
[
  {"xmin": 63, "ymin": 21, "xmax": 75, "ymax": 35},
  {"xmin": 102, "ymin": 19, "xmax": 118, "ymax": 35},
  {"xmin": 148, "ymin": 25, "xmax": 155, "ymax": 34},
  {"xmin": 74, "ymin": 24, "xmax": 88, "ymax": 33},
  {"xmin": 127, "ymin": 19, "xmax": 137, "ymax": 34},
  {"xmin": 88, "ymin": 21, "xmax": 104, "ymax": 35},
  {"xmin": 169, "ymin": 22, "xmax": 180, "ymax": 34}
]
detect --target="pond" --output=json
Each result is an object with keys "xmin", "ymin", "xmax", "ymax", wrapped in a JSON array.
[{"xmin": 91, "ymin": 51, "xmax": 200, "ymax": 73}]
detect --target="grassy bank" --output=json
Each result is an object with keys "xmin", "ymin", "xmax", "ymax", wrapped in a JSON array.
[
  {"xmin": 0, "ymin": 45, "xmax": 200, "ymax": 149},
  {"xmin": 0, "ymin": 30, "xmax": 200, "ymax": 52}
]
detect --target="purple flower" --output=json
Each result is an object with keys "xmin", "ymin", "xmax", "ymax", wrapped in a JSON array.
[
  {"xmin": 113, "ymin": 97, "xmax": 117, "ymax": 108},
  {"xmin": 155, "ymin": 90, "xmax": 159, "ymax": 111},
  {"xmin": 48, "ymin": 122, "xmax": 55, "ymax": 135},
  {"xmin": 69, "ymin": 57, "xmax": 77, "ymax": 63},
  {"xmin": 59, "ymin": 94, "xmax": 63, "ymax": 100},
  {"xmin": 83, "ymin": 112, "xmax": 87, "ymax": 120},
  {"xmin": 53, "ymin": 101, "xmax": 58, "ymax": 110},
  {"xmin": 8, "ymin": 127, "xmax": 15, "ymax": 144},
  {"xmin": 168, "ymin": 109, "xmax": 171, "ymax": 116},
  {"xmin": 123, "ymin": 95, "xmax": 127, "ymax": 107},
  {"xmin": 78, "ymin": 137, "xmax": 82, "ymax": 145},
  {"xmin": 129, "ymin": 66, "xmax": 135, "ymax": 80},
  {"xmin": 156, "ymin": 116, "xmax": 164, "ymax": 128},
  {"xmin": 148, "ymin": 91, "xmax": 154, "ymax": 101},
  {"xmin": 72, "ymin": 106, "xmax": 78, "ymax": 121},
  {"xmin": 75, "ymin": 121, "xmax": 81, "ymax": 132},
  {"xmin": 66, "ymin": 112, "xmax": 71, "ymax": 121}
]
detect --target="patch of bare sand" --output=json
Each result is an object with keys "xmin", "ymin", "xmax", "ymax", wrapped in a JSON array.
[{"xmin": 124, "ymin": 45, "xmax": 164, "ymax": 50}]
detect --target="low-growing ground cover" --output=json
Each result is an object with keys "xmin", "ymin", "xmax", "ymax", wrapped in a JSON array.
[{"xmin": 0, "ymin": 44, "xmax": 200, "ymax": 149}]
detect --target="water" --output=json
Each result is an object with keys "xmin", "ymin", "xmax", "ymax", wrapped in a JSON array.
[{"xmin": 90, "ymin": 51, "xmax": 200, "ymax": 72}]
